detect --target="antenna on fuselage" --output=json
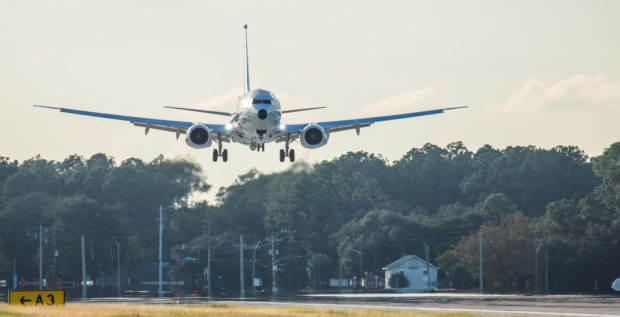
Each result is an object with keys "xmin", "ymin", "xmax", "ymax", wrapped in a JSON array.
[{"xmin": 243, "ymin": 24, "xmax": 250, "ymax": 93}]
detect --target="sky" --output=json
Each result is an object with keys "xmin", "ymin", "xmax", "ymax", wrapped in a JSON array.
[{"xmin": 1, "ymin": 0, "xmax": 619, "ymax": 202}]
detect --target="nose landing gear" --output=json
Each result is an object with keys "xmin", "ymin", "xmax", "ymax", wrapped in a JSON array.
[
  {"xmin": 279, "ymin": 134, "xmax": 295, "ymax": 162},
  {"xmin": 251, "ymin": 143, "xmax": 265, "ymax": 152}
]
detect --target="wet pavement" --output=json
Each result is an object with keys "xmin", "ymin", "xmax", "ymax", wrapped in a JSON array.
[{"xmin": 76, "ymin": 292, "xmax": 620, "ymax": 316}]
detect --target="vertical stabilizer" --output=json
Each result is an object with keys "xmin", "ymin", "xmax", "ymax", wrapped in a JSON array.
[{"xmin": 243, "ymin": 24, "xmax": 250, "ymax": 93}]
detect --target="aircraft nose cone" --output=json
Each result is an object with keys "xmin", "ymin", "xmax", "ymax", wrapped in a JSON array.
[{"xmin": 257, "ymin": 109, "xmax": 268, "ymax": 120}]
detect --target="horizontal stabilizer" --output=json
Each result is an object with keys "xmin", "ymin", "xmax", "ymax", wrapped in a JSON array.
[
  {"xmin": 164, "ymin": 106, "xmax": 232, "ymax": 116},
  {"xmin": 282, "ymin": 106, "xmax": 326, "ymax": 114}
]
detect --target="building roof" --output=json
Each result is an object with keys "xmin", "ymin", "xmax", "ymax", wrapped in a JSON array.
[{"xmin": 382, "ymin": 254, "xmax": 439, "ymax": 270}]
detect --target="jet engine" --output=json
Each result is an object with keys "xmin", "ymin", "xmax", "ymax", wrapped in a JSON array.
[
  {"xmin": 185, "ymin": 124, "xmax": 212, "ymax": 148},
  {"xmin": 300, "ymin": 124, "xmax": 328, "ymax": 149}
]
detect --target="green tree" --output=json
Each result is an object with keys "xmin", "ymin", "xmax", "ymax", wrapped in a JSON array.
[
  {"xmin": 536, "ymin": 142, "xmax": 620, "ymax": 291},
  {"xmin": 444, "ymin": 212, "xmax": 535, "ymax": 290},
  {"xmin": 461, "ymin": 145, "xmax": 597, "ymax": 216},
  {"xmin": 0, "ymin": 192, "xmax": 57, "ymax": 278},
  {"xmin": 334, "ymin": 209, "xmax": 423, "ymax": 275},
  {"xmin": 393, "ymin": 143, "xmax": 472, "ymax": 212},
  {"xmin": 307, "ymin": 253, "xmax": 332, "ymax": 289}
]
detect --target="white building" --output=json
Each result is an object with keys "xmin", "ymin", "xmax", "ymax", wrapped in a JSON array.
[{"xmin": 382, "ymin": 255, "xmax": 439, "ymax": 290}]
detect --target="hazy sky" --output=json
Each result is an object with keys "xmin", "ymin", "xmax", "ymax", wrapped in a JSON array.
[{"xmin": 1, "ymin": 0, "xmax": 619, "ymax": 202}]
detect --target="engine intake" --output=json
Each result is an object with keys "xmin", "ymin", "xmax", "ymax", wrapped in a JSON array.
[
  {"xmin": 185, "ymin": 124, "xmax": 212, "ymax": 149},
  {"xmin": 300, "ymin": 124, "xmax": 328, "ymax": 149}
]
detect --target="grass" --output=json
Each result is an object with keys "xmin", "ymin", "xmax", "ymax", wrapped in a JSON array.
[{"xmin": 0, "ymin": 303, "xmax": 492, "ymax": 317}]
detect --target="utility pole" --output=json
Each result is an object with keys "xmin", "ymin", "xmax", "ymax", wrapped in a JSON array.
[
  {"xmin": 239, "ymin": 235, "xmax": 245, "ymax": 295},
  {"xmin": 52, "ymin": 227, "xmax": 57, "ymax": 289},
  {"xmin": 112, "ymin": 236, "xmax": 120, "ymax": 297},
  {"xmin": 206, "ymin": 209, "xmax": 211, "ymax": 297},
  {"xmin": 287, "ymin": 238, "xmax": 292, "ymax": 291},
  {"xmin": 158, "ymin": 205, "xmax": 163, "ymax": 297},
  {"xmin": 39, "ymin": 225, "xmax": 43, "ymax": 289},
  {"xmin": 266, "ymin": 235, "xmax": 283, "ymax": 294},
  {"xmin": 535, "ymin": 242, "xmax": 543, "ymax": 292},
  {"xmin": 545, "ymin": 240, "xmax": 549, "ymax": 294},
  {"xmin": 315, "ymin": 255, "xmax": 320, "ymax": 290},
  {"xmin": 423, "ymin": 242, "xmax": 431, "ymax": 290},
  {"xmin": 251, "ymin": 241, "xmax": 261, "ymax": 295},
  {"xmin": 13, "ymin": 257, "xmax": 16, "ymax": 290},
  {"xmin": 479, "ymin": 229, "xmax": 483, "ymax": 294},
  {"xmin": 271, "ymin": 236, "xmax": 276, "ymax": 294},
  {"xmin": 206, "ymin": 249, "xmax": 211, "ymax": 296},
  {"xmin": 81, "ymin": 235, "xmax": 87, "ymax": 299},
  {"xmin": 338, "ymin": 255, "xmax": 343, "ymax": 291},
  {"xmin": 360, "ymin": 252, "xmax": 363, "ymax": 283},
  {"xmin": 280, "ymin": 229, "xmax": 296, "ymax": 292},
  {"xmin": 233, "ymin": 235, "xmax": 254, "ymax": 297}
]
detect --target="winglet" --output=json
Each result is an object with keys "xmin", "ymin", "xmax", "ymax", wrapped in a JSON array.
[
  {"xmin": 443, "ymin": 106, "xmax": 468, "ymax": 112},
  {"xmin": 243, "ymin": 24, "xmax": 250, "ymax": 93},
  {"xmin": 34, "ymin": 105, "xmax": 60, "ymax": 110}
]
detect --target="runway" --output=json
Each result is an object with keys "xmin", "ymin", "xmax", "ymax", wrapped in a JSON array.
[{"xmin": 81, "ymin": 293, "xmax": 620, "ymax": 317}]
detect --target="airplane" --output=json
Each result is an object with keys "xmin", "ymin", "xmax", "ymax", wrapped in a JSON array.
[{"xmin": 35, "ymin": 24, "xmax": 466, "ymax": 163}]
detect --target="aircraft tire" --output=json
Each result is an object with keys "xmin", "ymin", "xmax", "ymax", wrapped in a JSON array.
[
  {"xmin": 289, "ymin": 149, "xmax": 295, "ymax": 162},
  {"xmin": 222, "ymin": 149, "xmax": 228, "ymax": 162},
  {"xmin": 279, "ymin": 149, "xmax": 285, "ymax": 162},
  {"xmin": 213, "ymin": 149, "xmax": 218, "ymax": 162}
]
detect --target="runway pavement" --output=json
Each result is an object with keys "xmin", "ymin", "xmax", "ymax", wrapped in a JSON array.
[{"xmin": 80, "ymin": 292, "xmax": 620, "ymax": 317}]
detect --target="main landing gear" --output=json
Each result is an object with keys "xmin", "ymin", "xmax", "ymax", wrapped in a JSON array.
[
  {"xmin": 279, "ymin": 149, "xmax": 295, "ymax": 162},
  {"xmin": 213, "ymin": 149, "xmax": 228, "ymax": 162},
  {"xmin": 213, "ymin": 135, "xmax": 228, "ymax": 162},
  {"xmin": 279, "ymin": 135, "xmax": 295, "ymax": 162}
]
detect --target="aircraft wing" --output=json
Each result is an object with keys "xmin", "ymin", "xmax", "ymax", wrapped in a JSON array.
[
  {"xmin": 164, "ymin": 106, "xmax": 233, "ymax": 116},
  {"xmin": 280, "ymin": 106, "xmax": 467, "ymax": 135},
  {"xmin": 34, "ymin": 105, "xmax": 229, "ymax": 137},
  {"xmin": 281, "ymin": 106, "xmax": 326, "ymax": 114}
]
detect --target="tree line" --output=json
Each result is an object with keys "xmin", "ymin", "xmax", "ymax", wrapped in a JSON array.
[{"xmin": 0, "ymin": 140, "xmax": 617, "ymax": 293}]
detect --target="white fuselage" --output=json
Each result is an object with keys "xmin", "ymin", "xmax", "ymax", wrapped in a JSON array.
[{"xmin": 231, "ymin": 89, "xmax": 282, "ymax": 146}]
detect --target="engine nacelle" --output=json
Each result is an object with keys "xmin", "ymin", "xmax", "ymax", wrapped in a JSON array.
[
  {"xmin": 185, "ymin": 124, "xmax": 212, "ymax": 149},
  {"xmin": 300, "ymin": 124, "xmax": 328, "ymax": 149}
]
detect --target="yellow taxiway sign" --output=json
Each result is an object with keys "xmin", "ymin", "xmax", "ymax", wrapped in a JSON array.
[{"xmin": 8, "ymin": 290, "xmax": 65, "ymax": 306}]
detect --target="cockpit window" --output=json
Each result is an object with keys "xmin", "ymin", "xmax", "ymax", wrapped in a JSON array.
[{"xmin": 252, "ymin": 99, "xmax": 272, "ymax": 104}]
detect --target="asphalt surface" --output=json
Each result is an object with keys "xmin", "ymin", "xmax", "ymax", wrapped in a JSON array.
[{"xmin": 77, "ymin": 292, "xmax": 620, "ymax": 317}]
